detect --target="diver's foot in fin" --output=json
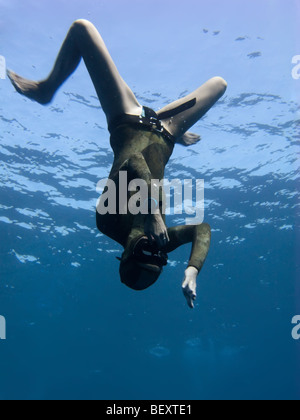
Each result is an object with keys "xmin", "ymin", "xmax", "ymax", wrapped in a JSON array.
[
  {"xmin": 176, "ymin": 132, "xmax": 201, "ymax": 147},
  {"xmin": 7, "ymin": 70, "xmax": 53, "ymax": 105}
]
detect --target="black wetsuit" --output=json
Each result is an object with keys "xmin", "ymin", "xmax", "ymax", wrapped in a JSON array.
[{"xmin": 96, "ymin": 111, "xmax": 211, "ymax": 273}]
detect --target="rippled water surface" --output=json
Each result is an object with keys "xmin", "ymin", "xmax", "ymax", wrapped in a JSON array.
[{"xmin": 0, "ymin": 0, "xmax": 299, "ymax": 400}]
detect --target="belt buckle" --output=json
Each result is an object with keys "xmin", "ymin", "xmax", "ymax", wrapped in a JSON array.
[{"xmin": 150, "ymin": 117, "xmax": 163, "ymax": 133}]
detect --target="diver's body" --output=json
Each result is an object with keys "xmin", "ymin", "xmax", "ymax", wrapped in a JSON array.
[
  {"xmin": 99, "ymin": 120, "xmax": 174, "ymax": 247},
  {"xmin": 7, "ymin": 19, "xmax": 227, "ymax": 308}
]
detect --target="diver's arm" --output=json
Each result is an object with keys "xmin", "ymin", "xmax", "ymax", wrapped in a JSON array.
[
  {"xmin": 187, "ymin": 224, "xmax": 211, "ymax": 273},
  {"xmin": 166, "ymin": 224, "xmax": 211, "ymax": 271},
  {"xmin": 122, "ymin": 153, "xmax": 153, "ymax": 190},
  {"xmin": 166, "ymin": 224, "xmax": 211, "ymax": 308}
]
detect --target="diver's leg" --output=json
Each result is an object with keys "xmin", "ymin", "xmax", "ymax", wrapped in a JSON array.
[
  {"xmin": 8, "ymin": 20, "xmax": 142, "ymax": 123},
  {"xmin": 157, "ymin": 77, "xmax": 227, "ymax": 140}
]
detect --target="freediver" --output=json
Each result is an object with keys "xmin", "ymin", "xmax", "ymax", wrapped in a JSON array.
[{"xmin": 7, "ymin": 20, "xmax": 227, "ymax": 308}]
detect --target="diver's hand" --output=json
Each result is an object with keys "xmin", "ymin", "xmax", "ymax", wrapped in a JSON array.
[
  {"xmin": 182, "ymin": 267, "xmax": 198, "ymax": 309},
  {"xmin": 144, "ymin": 211, "xmax": 170, "ymax": 249}
]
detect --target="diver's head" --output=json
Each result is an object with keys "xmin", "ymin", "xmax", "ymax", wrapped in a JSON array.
[{"xmin": 119, "ymin": 236, "xmax": 168, "ymax": 291}]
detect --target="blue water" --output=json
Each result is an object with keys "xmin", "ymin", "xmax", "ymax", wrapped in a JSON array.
[{"xmin": 0, "ymin": 0, "xmax": 299, "ymax": 400}]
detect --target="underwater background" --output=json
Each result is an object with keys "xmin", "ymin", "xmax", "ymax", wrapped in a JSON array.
[{"xmin": 0, "ymin": 0, "xmax": 299, "ymax": 400}]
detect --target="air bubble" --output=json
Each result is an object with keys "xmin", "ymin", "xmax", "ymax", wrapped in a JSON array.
[{"xmin": 149, "ymin": 345, "xmax": 170, "ymax": 358}]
